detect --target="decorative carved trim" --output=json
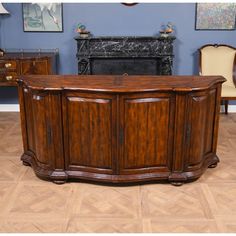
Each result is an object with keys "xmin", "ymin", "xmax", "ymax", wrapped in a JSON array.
[{"xmin": 21, "ymin": 151, "xmax": 220, "ymax": 184}]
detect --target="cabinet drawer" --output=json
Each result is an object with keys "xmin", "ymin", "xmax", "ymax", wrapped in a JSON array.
[
  {"xmin": 0, "ymin": 60, "xmax": 17, "ymax": 70},
  {"xmin": 20, "ymin": 59, "xmax": 49, "ymax": 75},
  {"xmin": 0, "ymin": 72, "xmax": 18, "ymax": 82},
  {"xmin": 0, "ymin": 52, "xmax": 57, "ymax": 87}
]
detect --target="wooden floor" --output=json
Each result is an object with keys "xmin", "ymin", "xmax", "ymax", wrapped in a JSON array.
[{"xmin": 0, "ymin": 112, "xmax": 236, "ymax": 233}]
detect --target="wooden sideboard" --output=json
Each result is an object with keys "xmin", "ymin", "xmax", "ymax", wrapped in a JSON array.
[
  {"xmin": 17, "ymin": 75, "xmax": 225, "ymax": 185},
  {"xmin": 0, "ymin": 50, "xmax": 58, "ymax": 86}
]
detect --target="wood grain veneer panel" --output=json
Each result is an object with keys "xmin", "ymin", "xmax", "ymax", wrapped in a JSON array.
[
  {"xmin": 187, "ymin": 92, "xmax": 208, "ymax": 166},
  {"xmin": 23, "ymin": 89, "xmax": 36, "ymax": 155},
  {"xmin": 204, "ymin": 89, "xmax": 217, "ymax": 155},
  {"xmin": 63, "ymin": 93, "xmax": 116, "ymax": 173},
  {"xmin": 20, "ymin": 59, "xmax": 49, "ymax": 75},
  {"xmin": 120, "ymin": 93, "xmax": 174, "ymax": 173},
  {"xmin": 31, "ymin": 93, "xmax": 50, "ymax": 165}
]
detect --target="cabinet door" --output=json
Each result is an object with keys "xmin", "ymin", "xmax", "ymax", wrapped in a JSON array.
[
  {"xmin": 119, "ymin": 93, "xmax": 174, "ymax": 174},
  {"xmin": 185, "ymin": 88, "xmax": 217, "ymax": 170},
  {"xmin": 23, "ymin": 89, "xmax": 52, "ymax": 167},
  {"xmin": 20, "ymin": 59, "xmax": 49, "ymax": 75},
  {"xmin": 63, "ymin": 92, "xmax": 117, "ymax": 174}
]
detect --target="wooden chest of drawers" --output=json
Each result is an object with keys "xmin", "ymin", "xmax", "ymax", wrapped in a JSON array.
[{"xmin": 0, "ymin": 50, "xmax": 58, "ymax": 86}]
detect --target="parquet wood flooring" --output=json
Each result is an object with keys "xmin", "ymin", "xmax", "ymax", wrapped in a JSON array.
[{"xmin": 0, "ymin": 112, "xmax": 236, "ymax": 233}]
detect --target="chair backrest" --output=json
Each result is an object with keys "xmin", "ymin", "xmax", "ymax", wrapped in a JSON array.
[{"xmin": 199, "ymin": 44, "xmax": 236, "ymax": 87}]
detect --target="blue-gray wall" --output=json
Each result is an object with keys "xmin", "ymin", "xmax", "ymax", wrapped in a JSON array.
[{"xmin": 1, "ymin": 3, "xmax": 236, "ymax": 104}]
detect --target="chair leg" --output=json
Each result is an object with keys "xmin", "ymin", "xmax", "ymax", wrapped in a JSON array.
[{"xmin": 225, "ymin": 100, "xmax": 229, "ymax": 114}]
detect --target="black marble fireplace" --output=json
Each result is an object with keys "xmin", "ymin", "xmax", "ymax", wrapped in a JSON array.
[{"xmin": 75, "ymin": 36, "xmax": 175, "ymax": 75}]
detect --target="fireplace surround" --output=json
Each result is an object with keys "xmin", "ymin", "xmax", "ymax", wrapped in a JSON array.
[{"xmin": 75, "ymin": 36, "xmax": 175, "ymax": 75}]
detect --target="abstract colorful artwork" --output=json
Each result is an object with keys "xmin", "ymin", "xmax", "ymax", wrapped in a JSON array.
[
  {"xmin": 195, "ymin": 3, "xmax": 236, "ymax": 30},
  {"xmin": 23, "ymin": 3, "xmax": 63, "ymax": 32}
]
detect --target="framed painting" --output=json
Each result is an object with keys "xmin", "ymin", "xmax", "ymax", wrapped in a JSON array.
[
  {"xmin": 22, "ymin": 3, "xmax": 63, "ymax": 32},
  {"xmin": 195, "ymin": 3, "xmax": 236, "ymax": 30}
]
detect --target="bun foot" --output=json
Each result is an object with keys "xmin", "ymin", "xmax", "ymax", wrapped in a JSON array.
[
  {"xmin": 22, "ymin": 161, "xmax": 31, "ymax": 166},
  {"xmin": 53, "ymin": 180, "xmax": 67, "ymax": 184},
  {"xmin": 208, "ymin": 163, "xmax": 218, "ymax": 168},
  {"xmin": 168, "ymin": 173, "xmax": 187, "ymax": 186},
  {"xmin": 170, "ymin": 181, "xmax": 184, "ymax": 186},
  {"xmin": 51, "ymin": 171, "xmax": 68, "ymax": 184}
]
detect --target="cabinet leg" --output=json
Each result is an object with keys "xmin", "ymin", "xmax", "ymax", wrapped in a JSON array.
[
  {"xmin": 53, "ymin": 180, "xmax": 67, "ymax": 184},
  {"xmin": 51, "ymin": 171, "xmax": 68, "ymax": 184},
  {"xmin": 225, "ymin": 100, "xmax": 229, "ymax": 114},
  {"xmin": 168, "ymin": 173, "xmax": 187, "ymax": 186},
  {"xmin": 22, "ymin": 161, "xmax": 31, "ymax": 166},
  {"xmin": 170, "ymin": 181, "xmax": 184, "ymax": 186},
  {"xmin": 208, "ymin": 162, "xmax": 218, "ymax": 168}
]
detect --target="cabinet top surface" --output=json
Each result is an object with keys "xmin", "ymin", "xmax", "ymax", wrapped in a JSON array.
[
  {"xmin": 0, "ymin": 52, "xmax": 57, "ymax": 60},
  {"xmin": 74, "ymin": 36, "xmax": 176, "ymax": 40},
  {"xmin": 18, "ymin": 75, "xmax": 225, "ymax": 93}
]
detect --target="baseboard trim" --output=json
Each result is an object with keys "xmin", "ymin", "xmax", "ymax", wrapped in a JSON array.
[
  {"xmin": 0, "ymin": 104, "xmax": 236, "ymax": 113},
  {"xmin": 0, "ymin": 104, "xmax": 20, "ymax": 112},
  {"xmin": 220, "ymin": 105, "xmax": 236, "ymax": 113}
]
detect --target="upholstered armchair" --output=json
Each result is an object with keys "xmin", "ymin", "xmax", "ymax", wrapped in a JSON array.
[{"xmin": 199, "ymin": 44, "xmax": 236, "ymax": 114}]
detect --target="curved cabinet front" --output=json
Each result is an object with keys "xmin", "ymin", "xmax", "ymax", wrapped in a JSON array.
[{"xmin": 18, "ymin": 75, "xmax": 224, "ymax": 185}]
